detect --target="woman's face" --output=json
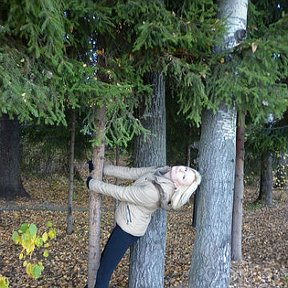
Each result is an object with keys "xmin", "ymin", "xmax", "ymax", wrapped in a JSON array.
[{"xmin": 170, "ymin": 166, "xmax": 196, "ymax": 188}]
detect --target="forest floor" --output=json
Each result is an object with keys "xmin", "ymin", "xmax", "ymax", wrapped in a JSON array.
[{"xmin": 0, "ymin": 171, "xmax": 287, "ymax": 288}]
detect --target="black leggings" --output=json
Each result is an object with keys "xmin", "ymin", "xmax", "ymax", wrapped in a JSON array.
[{"xmin": 95, "ymin": 224, "xmax": 140, "ymax": 288}]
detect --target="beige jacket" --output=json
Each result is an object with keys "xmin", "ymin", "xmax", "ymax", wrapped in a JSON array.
[{"xmin": 88, "ymin": 164, "xmax": 175, "ymax": 236}]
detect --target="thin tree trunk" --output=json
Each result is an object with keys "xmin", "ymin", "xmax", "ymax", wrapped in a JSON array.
[
  {"xmin": 88, "ymin": 106, "xmax": 106, "ymax": 288},
  {"xmin": 258, "ymin": 152, "xmax": 273, "ymax": 206},
  {"xmin": 66, "ymin": 109, "xmax": 76, "ymax": 235},
  {"xmin": 189, "ymin": 1, "xmax": 248, "ymax": 287},
  {"xmin": 0, "ymin": 114, "xmax": 29, "ymax": 199},
  {"xmin": 129, "ymin": 72, "xmax": 166, "ymax": 287},
  {"xmin": 231, "ymin": 112, "xmax": 245, "ymax": 261},
  {"xmin": 114, "ymin": 145, "xmax": 120, "ymax": 225},
  {"xmin": 258, "ymin": 114, "xmax": 274, "ymax": 206},
  {"xmin": 275, "ymin": 153, "xmax": 286, "ymax": 188}
]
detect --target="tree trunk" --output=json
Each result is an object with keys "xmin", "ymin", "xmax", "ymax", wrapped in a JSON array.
[
  {"xmin": 192, "ymin": 189, "xmax": 199, "ymax": 228},
  {"xmin": 0, "ymin": 114, "xmax": 28, "ymax": 199},
  {"xmin": 274, "ymin": 153, "xmax": 287, "ymax": 188},
  {"xmin": 190, "ymin": 141, "xmax": 199, "ymax": 228},
  {"xmin": 66, "ymin": 109, "xmax": 76, "ymax": 235},
  {"xmin": 258, "ymin": 152, "xmax": 273, "ymax": 206},
  {"xmin": 231, "ymin": 112, "xmax": 245, "ymax": 261},
  {"xmin": 88, "ymin": 106, "xmax": 106, "ymax": 288},
  {"xmin": 129, "ymin": 72, "xmax": 166, "ymax": 287},
  {"xmin": 189, "ymin": 104, "xmax": 237, "ymax": 287},
  {"xmin": 189, "ymin": 1, "xmax": 248, "ymax": 287}
]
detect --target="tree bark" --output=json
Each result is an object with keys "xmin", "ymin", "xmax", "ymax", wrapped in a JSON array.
[
  {"xmin": 189, "ymin": 105, "xmax": 237, "ymax": 287},
  {"xmin": 129, "ymin": 72, "xmax": 167, "ymax": 287},
  {"xmin": 66, "ymin": 109, "xmax": 76, "ymax": 235},
  {"xmin": 0, "ymin": 114, "xmax": 28, "ymax": 199},
  {"xmin": 190, "ymin": 141, "xmax": 200, "ymax": 228},
  {"xmin": 192, "ymin": 189, "xmax": 199, "ymax": 228},
  {"xmin": 189, "ymin": 1, "xmax": 248, "ymax": 287},
  {"xmin": 231, "ymin": 112, "xmax": 245, "ymax": 261},
  {"xmin": 274, "ymin": 153, "xmax": 287, "ymax": 188},
  {"xmin": 258, "ymin": 152, "xmax": 273, "ymax": 206},
  {"xmin": 88, "ymin": 106, "xmax": 106, "ymax": 288}
]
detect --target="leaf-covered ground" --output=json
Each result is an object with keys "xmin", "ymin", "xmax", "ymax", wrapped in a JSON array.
[{"xmin": 0, "ymin": 174, "xmax": 287, "ymax": 288}]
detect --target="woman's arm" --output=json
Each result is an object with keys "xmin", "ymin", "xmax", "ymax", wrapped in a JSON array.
[
  {"xmin": 103, "ymin": 164, "xmax": 157, "ymax": 180},
  {"xmin": 88, "ymin": 178, "xmax": 159, "ymax": 208}
]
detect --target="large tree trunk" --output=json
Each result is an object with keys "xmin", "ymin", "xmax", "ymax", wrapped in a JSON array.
[
  {"xmin": 189, "ymin": 105, "xmax": 237, "ymax": 287},
  {"xmin": 129, "ymin": 72, "xmax": 166, "ymax": 287},
  {"xmin": 88, "ymin": 106, "xmax": 106, "ymax": 288},
  {"xmin": 258, "ymin": 152, "xmax": 273, "ymax": 206},
  {"xmin": 231, "ymin": 112, "xmax": 245, "ymax": 261},
  {"xmin": 189, "ymin": 1, "xmax": 248, "ymax": 287},
  {"xmin": 66, "ymin": 109, "xmax": 76, "ymax": 235},
  {"xmin": 0, "ymin": 114, "xmax": 28, "ymax": 199}
]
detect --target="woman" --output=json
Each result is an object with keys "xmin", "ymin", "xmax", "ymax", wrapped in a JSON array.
[{"xmin": 85, "ymin": 163, "xmax": 201, "ymax": 288}]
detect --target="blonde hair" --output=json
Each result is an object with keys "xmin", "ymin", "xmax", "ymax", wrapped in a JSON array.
[{"xmin": 171, "ymin": 169, "xmax": 202, "ymax": 210}]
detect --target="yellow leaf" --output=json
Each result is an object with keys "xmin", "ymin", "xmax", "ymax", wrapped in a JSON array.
[
  {"xmin": 26, "ymin": 263, "xmax": 33, "ymax": 277},
  {"xmin": 19, "ymin": 253, "xmax": 24, "ymax": 260},
  {"xmin": 27, "ymin": 244, "xmax": 35, "ymax": 255},
  {"xmin": 220, "ymin": 57, "xmax": 225, "ymax": 64},
  {"xmin": 43, "ymin": 249, "xmax": 49, "ymax": 258},
  {"xmin": 48, "ymin": 229, "xmax": 56, "ymax": 240},
  {"xmin": 46, "ymin": 221, "xmax": 53, "ymax": 228},
  {"xmin": 0, "ymin": 275, "xmax": 9, "ymax": 288},
  {"xmin": 42, "ymin": 232, "xmax": 48, "ymax": 243},
  {"xmin": 96, "ymin": 48, "xmax": 104, "ymax": 55},
  {"xmin": 251, "ymin": 42, "xmax": 257, "ymax": 53},
  {"xmin": 38, "ymin": 261, "xmax": 44, "ymax": 270}
]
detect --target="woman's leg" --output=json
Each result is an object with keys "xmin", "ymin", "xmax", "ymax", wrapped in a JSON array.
[{"xmin": 95, "ymin": 224, "xmax": 140, "ymax": 288}]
